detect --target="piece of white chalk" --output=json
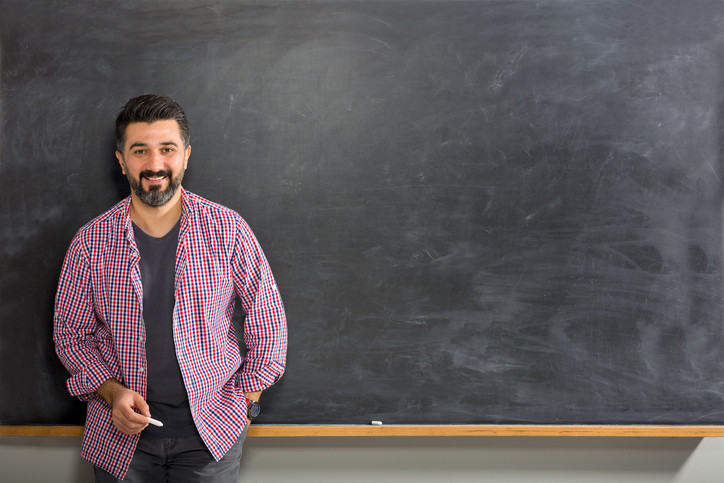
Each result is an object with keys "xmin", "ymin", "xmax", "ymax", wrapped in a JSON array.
[
  {"xmin": 370, "ymin": 420, "xmax": 383, "ymax": 426},
  {"xmin": 147, "ymin": 417, "xmax": 164, "ymax": 427}
]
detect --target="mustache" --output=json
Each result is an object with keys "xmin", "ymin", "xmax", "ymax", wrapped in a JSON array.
[{"xmin": 139, "ymin": 170, "xmax": 172, "ymax": 179}]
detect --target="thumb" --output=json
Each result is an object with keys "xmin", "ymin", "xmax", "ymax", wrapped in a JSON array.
[{"xmin": 133, "ymin": 393, "xmax": 151, "ymax": 418}]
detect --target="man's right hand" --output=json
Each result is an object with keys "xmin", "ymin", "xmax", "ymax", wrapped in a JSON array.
[{"xmin": 96, "ymin": 378, "xmax": 151, "ymax": 435}]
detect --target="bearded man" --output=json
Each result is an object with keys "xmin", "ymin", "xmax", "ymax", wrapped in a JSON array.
[{"xmin": 54, "ymin": 94, "xmax": 287, "ymax": 482}]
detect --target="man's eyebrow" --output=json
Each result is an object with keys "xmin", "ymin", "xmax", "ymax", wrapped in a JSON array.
[{"xmin": 128, "ymin": 141, "xmax": 179, "ymax": 149}]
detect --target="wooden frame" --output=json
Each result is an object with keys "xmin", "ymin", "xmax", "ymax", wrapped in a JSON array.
[{"xmin": 2, "ymin": 425, "xmax": 723, "ymax": 437}]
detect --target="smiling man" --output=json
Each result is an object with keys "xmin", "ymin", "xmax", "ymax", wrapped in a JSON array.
[
  {"xmin": 120, "ymin": 118, "xmax": 188, "ymax": 208},
  {"xmin": 53, "ymin": 95, "xmax": 287, "ymax": 482}
]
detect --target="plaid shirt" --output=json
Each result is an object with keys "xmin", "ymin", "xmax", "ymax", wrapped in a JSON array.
[{"xmin": 54, "ymin": 189, "xmax": 287, "ymax": 479}]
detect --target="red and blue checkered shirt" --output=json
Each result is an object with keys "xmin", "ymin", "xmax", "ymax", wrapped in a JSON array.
[{"xmin": 53, "ymin": 189, "xmax": 287, "ymax": 479}]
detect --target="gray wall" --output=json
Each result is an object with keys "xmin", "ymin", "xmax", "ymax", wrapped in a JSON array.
[{"xmin": 2, "ymin": 435, "xmax": 723, "ymax": 482}]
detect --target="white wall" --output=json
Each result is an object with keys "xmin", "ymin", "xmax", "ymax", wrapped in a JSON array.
[{"xmin": 2, "ymin": 435, "xmax": 724, "ymax": 482}]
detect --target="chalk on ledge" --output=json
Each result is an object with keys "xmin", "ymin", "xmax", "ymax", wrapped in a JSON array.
[{"xmin": 370, "ymin": 420, "xmax": 383, "ymax": 426}]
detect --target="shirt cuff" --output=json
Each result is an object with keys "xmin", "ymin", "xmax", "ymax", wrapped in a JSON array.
[
  {"xmin": 239, "ymin": 361, "xmax": 285, "ymax": 393},
  {"xmin": 67, "ymin": 364, "xmax": 114, "ymax": 401}
]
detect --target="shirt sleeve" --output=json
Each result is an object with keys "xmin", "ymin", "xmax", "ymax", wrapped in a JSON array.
[
  {"xmin": 231, "ymin": 219, "xmax": 288, "ymax": 393},
  {"xmin": 53, "ymin": 235, "xmax": 114, "ymax": 401}
]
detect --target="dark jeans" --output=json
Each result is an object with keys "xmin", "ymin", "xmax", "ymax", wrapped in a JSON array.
[{"xmin": 93, "ymin": 427, "xmax": 248, "ymax": 483}]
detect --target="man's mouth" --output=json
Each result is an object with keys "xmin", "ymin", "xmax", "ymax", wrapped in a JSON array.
[{"xmin": 140, "ymin": 170, "xmax": 171, "ymax": 183}]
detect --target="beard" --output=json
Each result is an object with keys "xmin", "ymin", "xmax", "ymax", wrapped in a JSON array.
[{"xmin": 127, "ymin": 168, "xmax": 185, "ymax": 207}]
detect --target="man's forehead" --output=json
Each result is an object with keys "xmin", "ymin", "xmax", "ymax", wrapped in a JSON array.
[{"xmin": 125, "ymin": 120, "xmax": 183, "ymax": 142}]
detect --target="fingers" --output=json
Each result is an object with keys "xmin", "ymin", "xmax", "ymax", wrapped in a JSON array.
[
  {"xmin": 111, "ymin": 389, "xmax": 151, "ymax": 435},
  {"xmin": 113, "ymin": 411, "xmax": 149, "ymax": 435}
]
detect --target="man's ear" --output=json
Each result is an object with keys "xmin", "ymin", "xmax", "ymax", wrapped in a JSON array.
[
  {"xmin": 116, "ymin": 151, "xmax": 126, "ymax": 175},
  {"xmin": 184, "ymin": 145, "xmax": 191, "ymax": 170}
]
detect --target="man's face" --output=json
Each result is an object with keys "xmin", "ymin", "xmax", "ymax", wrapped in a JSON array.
[{"xmin": 116, "ymin": 120, "xmax": 191, "ymax": 207}]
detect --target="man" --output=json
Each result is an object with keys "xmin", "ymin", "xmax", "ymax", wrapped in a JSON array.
[{"xmin": 54, "ymin": 94, "xmax": 287, "ymax": 481}]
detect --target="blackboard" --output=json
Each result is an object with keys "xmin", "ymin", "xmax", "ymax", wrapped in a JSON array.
[{"xmin": 1, "ymin": 0, "xmax": 724, "ymax": 427}]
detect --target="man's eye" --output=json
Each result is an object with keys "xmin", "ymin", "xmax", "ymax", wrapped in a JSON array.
[{"xmin": 133, "ymin": 149, "xmax": 146, "ymax": 155}]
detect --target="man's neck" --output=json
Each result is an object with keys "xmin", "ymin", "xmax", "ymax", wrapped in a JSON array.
[{"xmin": 129, "ymin": 190, "xmax": 183, "ymax": 238}]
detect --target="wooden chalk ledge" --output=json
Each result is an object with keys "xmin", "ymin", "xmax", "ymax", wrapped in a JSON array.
[{"xmin": 1, "ymin": 425, "xmax": 723, "ymax": 437}]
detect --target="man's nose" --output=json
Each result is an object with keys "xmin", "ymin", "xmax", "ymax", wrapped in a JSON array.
[{"xmin": 147, "ymin": 150, "xmax": 165, "ymax": 170}]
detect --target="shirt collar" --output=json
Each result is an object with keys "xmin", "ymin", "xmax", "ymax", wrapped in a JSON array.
[{"xmin": 120, "ymin": 187, "xmax": 194, "ymax": 239}]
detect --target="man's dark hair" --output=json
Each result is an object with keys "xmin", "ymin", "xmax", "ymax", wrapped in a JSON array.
[{"xmin": 115, "ymin": 94, "xmax": 190, "ymax": 152}]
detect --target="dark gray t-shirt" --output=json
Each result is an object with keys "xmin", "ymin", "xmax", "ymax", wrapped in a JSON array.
[{"xmin": 133, "ymin": 220, "xmax": 196, "ymax": 438}]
